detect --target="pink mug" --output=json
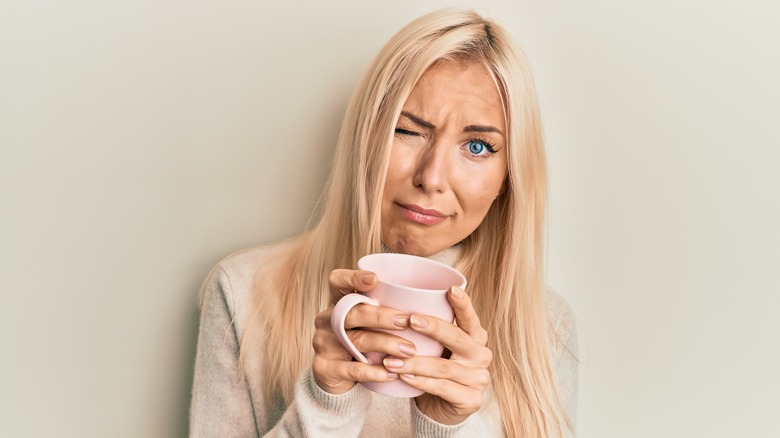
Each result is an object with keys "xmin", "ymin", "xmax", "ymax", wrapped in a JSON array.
[{"xmin": 330, "ymin": 253, "xmax": 467, "ymax": 397}]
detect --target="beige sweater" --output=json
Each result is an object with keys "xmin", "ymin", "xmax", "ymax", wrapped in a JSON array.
[{"xmin": 189, "ymin": 241, "xmax": 578, "ymax": 437}]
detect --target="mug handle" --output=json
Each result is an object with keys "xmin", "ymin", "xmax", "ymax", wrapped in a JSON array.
[{"xmin": 330, "ymin": 293, "xmax": 379, "ymax": 364}]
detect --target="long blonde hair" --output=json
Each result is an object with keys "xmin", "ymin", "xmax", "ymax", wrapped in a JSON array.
[{"xmin": 243, "ymin": 8, "xmax": 571, "ymax": 437}]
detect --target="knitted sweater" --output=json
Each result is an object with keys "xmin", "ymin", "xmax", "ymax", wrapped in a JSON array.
[{"xmin": 189, "ymin": 241, "xmax": 578, "ymax": 437}]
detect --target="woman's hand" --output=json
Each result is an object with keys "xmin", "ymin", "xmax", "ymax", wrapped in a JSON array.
[
  {"xmin": 311, "ymin": 269, "xmax": 416, "ymax": 395},
  {"xmin": 383, "ymin": 286, "xmax": 493, "ymax": 425}
]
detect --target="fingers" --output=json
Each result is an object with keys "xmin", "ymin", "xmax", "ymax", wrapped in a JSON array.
[
  {"xmin": 328, "ymin": 269, "xmax": 377, "ymax": 301},
  {"xmin": 408, "ymin": 313, "xmax": 492, "ymax": 364},
  {"xmin": 347, "ymin": 329, "xmax": 417, "ymax": 359},
  {"xmin": 312, "ymin": 356, "xmax": 399, "ymax": 394},
  {"xmin": 345, "ymin": 304, "xmax": 410, "ymax": 331},
  {"xmin": 447, "ymin": 286, "xmax": 488, "ymax": 346},
  {"xmin": 385, "ymin": 355, "xmax": 490, "ymax": 421},
  {"xmin": 313, "ymin": 306, "xmax": 408, "ymax": 394},
  {"xmin": 401, "ymin": 374, "xmax": 484, "ymax": 418},
  {"xmin": 314, "ymin": 308, "xmax": 414, "ymax": 359},
  {"xmin": 381, "ymin": 355, "xmax": 490, "ymax": 390},
  {"xmin": 318, "ymin": 299, "xmax": 410, "ymax": 333},
  {"xmin": 380, "ymin": 287, "xmax": 493, "ymax": 425}
]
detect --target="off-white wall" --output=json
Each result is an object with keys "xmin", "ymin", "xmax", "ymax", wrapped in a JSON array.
[{"xmin": 1, "ymin": 1, "xmax": 777, "ymax": 437}]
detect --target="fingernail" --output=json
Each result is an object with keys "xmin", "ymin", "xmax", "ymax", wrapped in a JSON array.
[
  {"xmin": 401, "ymin": 374, "xmax": 415, "ymax": 380},
  {"xmin": 410, "ymin": 315, "xmax": 428, "ymax": 329},
  {"xmin": 361, "ymin": 274, "xmax": 376, "ymax": 286},
  {"xmin": 398, "ymin": 343, "xmax": 416, "ymax": 357},
  {"xmin": 450, "ymin": 286, "xmax": 463, "ymax": 299},
  {"xmin": 383, "ymin": 358, "xmax": 404, "ymax": 369},
  {"xmin": 393, "ymin": 314, "xmax": 409, "ymax": 328},
  {"xmin": 387, "ymin": 373, "xmax": 399, "ymax": 380}
]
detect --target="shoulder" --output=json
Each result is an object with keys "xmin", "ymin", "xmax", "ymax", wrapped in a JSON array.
[
  {"xmin": 199, "ymin": 239, "xmax": 300, "ymax": 325},
  {"xmin": 544, "ymin": 286, "xmax": 578, "ymax": 355},
  {"xmin": 212, "ymin": 239, "xmax": 298, "ymax": 286}
]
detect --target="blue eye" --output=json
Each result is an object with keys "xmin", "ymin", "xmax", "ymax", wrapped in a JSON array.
[
  {"xmin": 467, "ymin": 139, "xmax": 497, "ymax": 157},
  {"xmin": 468, "ymin": 140, "xmax": 485, "ymax": 155}
]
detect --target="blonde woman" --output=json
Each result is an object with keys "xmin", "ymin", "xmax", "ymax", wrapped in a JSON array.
[{"xmin": 190, "ymin": 8, "xmax": 578, "ymax": 437}]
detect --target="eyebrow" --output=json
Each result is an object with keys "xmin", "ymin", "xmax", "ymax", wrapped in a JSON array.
[
  {"xmin": 400, "ymin": 111, "xmax": 435, "ymax": 129},
  {"xmin": 464, "ymin": 124, "xmax": 504, "ymax": 136},
  {"xmin": 400, "ymin": 111, "xmax": 505, "ymax": 137}
]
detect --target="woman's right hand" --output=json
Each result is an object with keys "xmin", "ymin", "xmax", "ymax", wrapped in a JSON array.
[{"xmin": 312, "ymin": 269, "xmax": 416, "ymax": 394}]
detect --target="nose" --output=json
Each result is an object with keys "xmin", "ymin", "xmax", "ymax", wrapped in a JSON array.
[{"xmin": 412, "ymin": 139, "xmax": 450, "ymax": 193}]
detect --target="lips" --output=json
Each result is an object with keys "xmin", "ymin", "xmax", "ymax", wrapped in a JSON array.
[{"xmin": 396, "ymin": 202, "xmax": 448, "ymax": 225}]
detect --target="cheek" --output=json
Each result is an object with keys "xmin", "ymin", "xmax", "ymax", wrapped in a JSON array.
[
  {"xmin": 463, "ymin": 189, "xmax": 499, "ymax": 217},
  {"xmin": 383, "ymin": 142, "xmax": 413, "ymax": 194},
  {"xmin": 382, "ymin": 161, "xmax": 401, "ymax": 202},
  {"xmin": 459, "ymin": 164, "xmax": 506, "ymax": 214}
]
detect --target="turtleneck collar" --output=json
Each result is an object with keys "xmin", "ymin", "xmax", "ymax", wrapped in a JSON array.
[{"xmin": 380, "ymin": 243, "xmax": 463, "ymax": 267}]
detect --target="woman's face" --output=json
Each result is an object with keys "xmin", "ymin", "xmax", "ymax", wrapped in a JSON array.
[{"xmin": 381, "ymin": 60, "xmax": 508, "ymax": 257}]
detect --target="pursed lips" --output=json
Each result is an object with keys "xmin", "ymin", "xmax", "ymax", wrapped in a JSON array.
[{"xmin": 395, "ymin": 202, "xmax": 449, "ymax": 225}]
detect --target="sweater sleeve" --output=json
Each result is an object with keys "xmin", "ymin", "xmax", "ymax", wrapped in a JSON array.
[
  {"xmin": 548, "ymin": 290, "xmax": 579, "ymax": 432},
  {"xmin": 555, "ymin": 322, "xmax": 578, "ymax": 427},
  {"xmin": 268, "ymin": 369, "xmax": 372, "ymax": 437},
  {"xmin": 190, "ymin": 267, "xmax": 259, "ymax": 437},
  {"xmin": 410, "ymin": 400, "xmax": 493, "ymax": 437},
  {"xmin": 190, "ymin": 264, "xmax": 374, "ymax": 437}
]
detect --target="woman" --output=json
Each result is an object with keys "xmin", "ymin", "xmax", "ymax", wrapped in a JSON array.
[{"xmin": 190, "ymin": 8, "xmax": 578, "ymax": 437}]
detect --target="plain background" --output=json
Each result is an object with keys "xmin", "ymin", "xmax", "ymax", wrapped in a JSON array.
[{"xmin": 1, "ymin": 0, "xmax": 777, "ymax": 436}]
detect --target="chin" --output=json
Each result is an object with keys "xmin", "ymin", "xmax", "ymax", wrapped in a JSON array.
[{"xmin": 387, "ymin": 236, "xmax": 445, "ymax": 258}]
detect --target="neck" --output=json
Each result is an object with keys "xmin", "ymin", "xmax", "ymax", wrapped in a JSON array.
[{"xmin": 380, "ymin": 243, "xmax": 462, "ymax": 267}]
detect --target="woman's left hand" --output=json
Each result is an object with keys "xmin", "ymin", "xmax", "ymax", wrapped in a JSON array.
[{"xmin": 382, "ymin": 286, "xmax": 493, "ymax": 425}]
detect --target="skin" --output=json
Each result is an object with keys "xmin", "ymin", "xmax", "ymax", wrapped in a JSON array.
[
  {"xmin": 312, "ymin": 60, "xmax": 506, "ymax": 425},
  {"xmin": 382, "ymin": 59, "xmax": 508, "ymax": 257}
]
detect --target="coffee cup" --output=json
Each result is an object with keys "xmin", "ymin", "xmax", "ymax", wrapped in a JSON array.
[{"xmin": 330, "ymin": 252, "xmax": 467, "ymax": 397}]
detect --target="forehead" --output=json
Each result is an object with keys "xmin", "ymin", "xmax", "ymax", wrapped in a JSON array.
[{"xmin": 403, "ymin": 60, "xmax": 505, "ymax": 127}]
